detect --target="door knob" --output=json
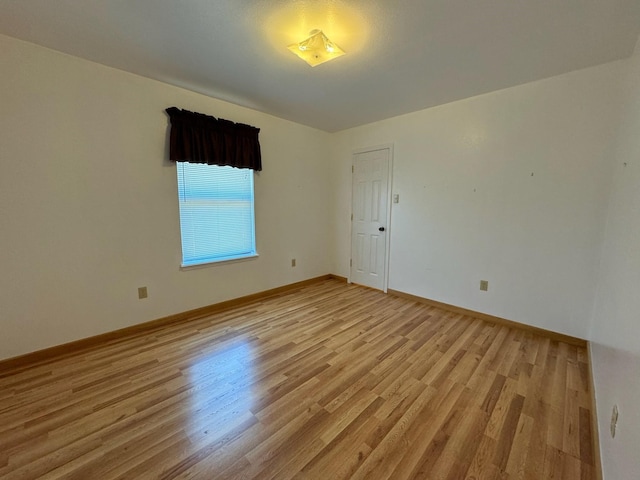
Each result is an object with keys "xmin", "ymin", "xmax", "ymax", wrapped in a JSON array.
[{"xmin": 379, "ymin": 227, "xmax": 385, "ymax": 232}]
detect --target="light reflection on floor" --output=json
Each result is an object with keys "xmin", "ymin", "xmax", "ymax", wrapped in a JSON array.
[{"xmin": 184, "ymin": 339, "xmax": 257, "ymax": 448}]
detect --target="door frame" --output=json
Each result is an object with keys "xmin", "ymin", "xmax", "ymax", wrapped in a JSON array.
[{"xmin": 348, "ymin": 143, "xmax": 394, "ymax": 293}]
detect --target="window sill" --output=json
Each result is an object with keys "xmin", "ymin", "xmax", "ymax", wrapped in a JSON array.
[{"xmin": 180, "ymin": 253, "xmax": 259, "ymax": 270}]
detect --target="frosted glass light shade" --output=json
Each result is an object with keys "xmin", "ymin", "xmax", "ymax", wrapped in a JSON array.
[{"xmin": 287, "ymin": 30, "xmax": 345, "ymax": 67}]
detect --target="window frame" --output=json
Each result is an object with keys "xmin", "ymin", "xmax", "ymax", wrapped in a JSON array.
[{"xmin": 176, "ymin": 162, "xmax": 258, "ymax": 268}]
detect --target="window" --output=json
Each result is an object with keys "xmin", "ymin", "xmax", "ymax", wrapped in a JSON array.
[{"xmin": 176, "ymin": 162, "xmax": 256, "ymax": 267}]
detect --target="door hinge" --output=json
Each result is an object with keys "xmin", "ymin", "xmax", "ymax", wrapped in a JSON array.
[
  {"xmin": 350, "ymin": 259, "xmax": 352, "ymax": 267},
  {"xmin": 352, "ymin": 165, "xmax": 354, "ymax": 173},
  {"xmin": 351, "ymin": 213, "xmax": 353, "ymax": 221}
]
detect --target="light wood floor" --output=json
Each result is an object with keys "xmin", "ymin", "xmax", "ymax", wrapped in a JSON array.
[{"xmin": 0, "ymin": 279, "xmax": 595, "ymax": 479}]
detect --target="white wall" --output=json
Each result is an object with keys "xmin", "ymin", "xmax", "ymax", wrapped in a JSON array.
[
  {"xmin": 3, "ymin": 30, "xmax": 640, "ymax": 478},
  {"xmin": 0, "ymin": 34, "xmax": 332, "ymax": 361},
  {"xmin": 3, "ymin": 26, "xmax": 640, "ymax": 480},
  {"xmin": 331, "ymin": 62, "xmax": 624, "ymax": 339},
  {"xmin": 590, "ymin": 37, "xmax": 640, "ymax": 479}
]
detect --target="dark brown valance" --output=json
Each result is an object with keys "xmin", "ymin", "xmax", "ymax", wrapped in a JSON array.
[{"xmin": 165, "ymin": 107, "xmax": 262, "ymax": 171}]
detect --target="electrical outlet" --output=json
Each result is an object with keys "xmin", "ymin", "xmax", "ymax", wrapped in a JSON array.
[
  {"xmin": 138, "ymin": 286, "xmax": 148, "ymax": 299},
  {"xmin": 611, "ymin": 404, "xmax": 619, "ymax": 438},
  {"xmin": 480, "ymin": 280, "xmax": 489, "ymax": 291},
  {"xmin": 291, "ymin": 258, "xmax": 296, "ymax": 267}
]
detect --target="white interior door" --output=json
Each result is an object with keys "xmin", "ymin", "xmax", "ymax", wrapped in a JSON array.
[{"xmin": 350, "ymin": 147, "xmax": 391, "ymax": 291}]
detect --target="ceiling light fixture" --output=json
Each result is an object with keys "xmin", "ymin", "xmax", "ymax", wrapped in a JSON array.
[{"xmin": 287, "ymin": 30, "xmax": 345, "ymax": 67}]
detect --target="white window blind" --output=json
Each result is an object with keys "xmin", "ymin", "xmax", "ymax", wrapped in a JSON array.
[{"xmin": 177, "ymin": 163, "xmax": 256, "ymax": 266}]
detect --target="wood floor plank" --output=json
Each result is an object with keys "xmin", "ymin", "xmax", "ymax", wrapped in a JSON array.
[{"xmin": 0, "ymin": 279, "xmax": 596, "ymax": 479}]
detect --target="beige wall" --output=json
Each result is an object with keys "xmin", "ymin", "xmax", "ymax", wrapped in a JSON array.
[
  {"xmin": 0, "ymin": 34, "xmax": 332, "ymax": 360},
  {"xmin": 331, "ymin": 61, "xmax": 624, "ymax": 340}
]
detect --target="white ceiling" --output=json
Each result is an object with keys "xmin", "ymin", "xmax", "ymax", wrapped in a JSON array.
[{"xmin": 1, "ymin": 0, "xmax": 639, "ymax": 132}]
